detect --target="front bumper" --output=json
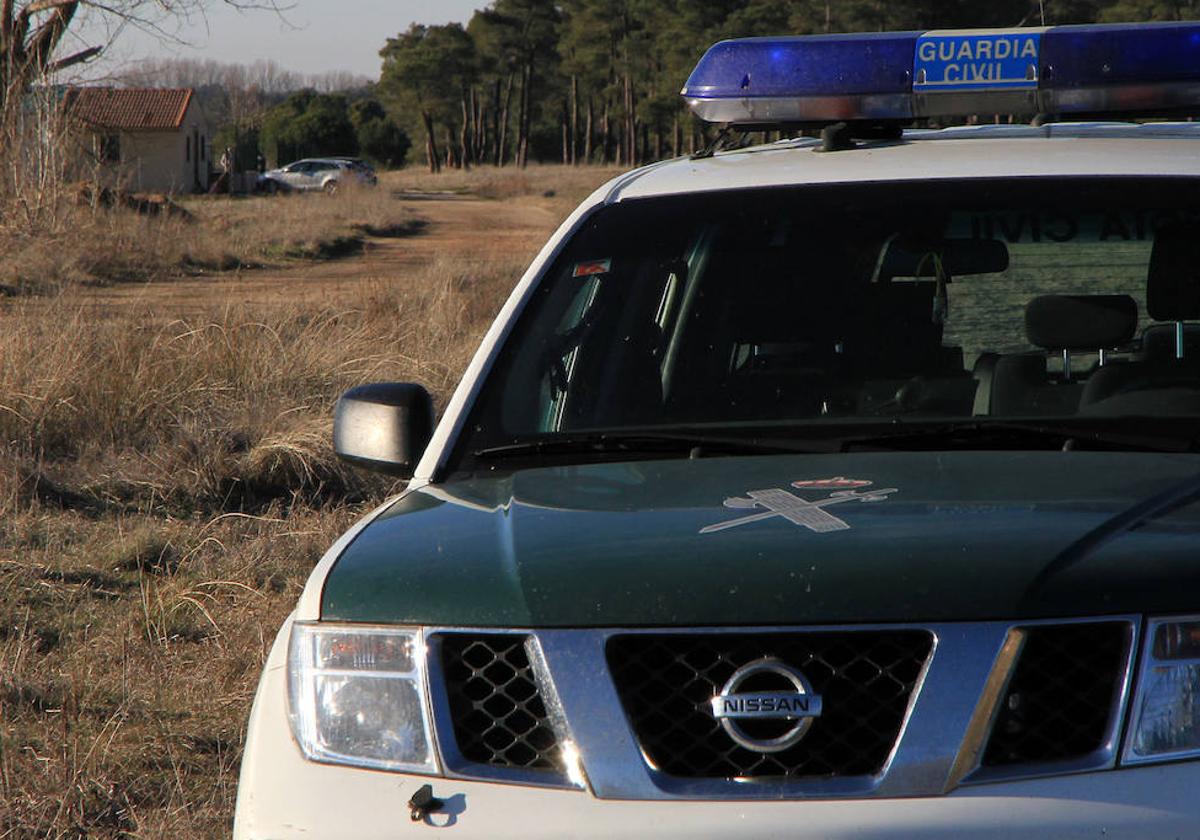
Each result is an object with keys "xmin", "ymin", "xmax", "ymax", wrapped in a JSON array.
[{"xmin": 235, "ymin": 617, "xmax": 1200, "ymax": 839}]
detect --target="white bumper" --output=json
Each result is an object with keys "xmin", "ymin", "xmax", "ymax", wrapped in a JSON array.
[{"xmin": 235, "ymin": 617, "xmax": 1200, "ymax": 840}]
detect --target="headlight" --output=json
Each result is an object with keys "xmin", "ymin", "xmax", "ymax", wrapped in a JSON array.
[
  {"xmin": 287, "ymin": 623, "xmax": 438, "ymax": 774},
  {"xmin": 1124, "ymin": 616, "xmax": 1200, "ymax": 765}
]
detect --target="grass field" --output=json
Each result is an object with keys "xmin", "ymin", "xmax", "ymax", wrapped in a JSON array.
[{"xmin": 0, "ymin": 165, "xmax": 621, "ymax": 838}]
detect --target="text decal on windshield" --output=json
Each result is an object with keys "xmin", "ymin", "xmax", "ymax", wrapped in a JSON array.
[{"xmin": 700, "ymin": 478, "xmax": 898, "ymax": 534}]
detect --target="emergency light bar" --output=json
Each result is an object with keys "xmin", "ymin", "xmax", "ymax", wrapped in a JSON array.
[{"xmin": 682, "ymin": 21, "xmax": 1200, "ymax": 125}]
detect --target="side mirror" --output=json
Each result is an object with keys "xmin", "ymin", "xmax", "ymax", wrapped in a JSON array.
[{"xmin": 333, "ymin": 383, "xmax": 434, "ymax": 478}]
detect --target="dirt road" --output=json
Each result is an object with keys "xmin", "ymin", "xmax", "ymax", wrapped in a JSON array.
[{"xmin": 66, "ymin": 191, "xmax": 566, "ymax": 315}]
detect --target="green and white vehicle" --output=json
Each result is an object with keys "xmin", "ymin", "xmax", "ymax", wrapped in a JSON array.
[{"xmin": 235, "ymin": 23, "xmax": 1200, "ymax": 839}]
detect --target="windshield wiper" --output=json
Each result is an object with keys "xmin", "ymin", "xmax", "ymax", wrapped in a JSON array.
[
  {"xmin": 472, "ymin": 420, "xmax": 1197, "ymax": 466},
  {"xmin": 839, "ymin": 421, "xmax": 1197, "ymax": 454},
  {"xmin": 472, "ymin": 431, "xmax": 835, "ymax": 461}
]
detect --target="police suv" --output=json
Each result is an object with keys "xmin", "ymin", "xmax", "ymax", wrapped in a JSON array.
[{"xmin": 234, "ymin": 22, "xmax": 1200, "ymax": 839}]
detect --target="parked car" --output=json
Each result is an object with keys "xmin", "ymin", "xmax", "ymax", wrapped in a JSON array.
[
  {"xmin": 234, "ymin": 21, "xmax": 1200, "ymax": 840},
  {"xmin": 258, "ymin": 157, "xmax": 377, "ymax": 194}
]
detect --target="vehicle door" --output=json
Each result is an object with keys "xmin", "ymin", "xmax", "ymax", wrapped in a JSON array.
[
  {"xmin": 275, "ymin": 162, "xmax": 303, "ymax": 189},
  {"xmin": 312, "ymin": 162, "xmax": 338, "ymax": 189}
]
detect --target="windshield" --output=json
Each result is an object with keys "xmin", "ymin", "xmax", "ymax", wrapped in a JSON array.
[{"xmin": 450, "ymin": 177, "xmax": 1200, "ymax": 474}]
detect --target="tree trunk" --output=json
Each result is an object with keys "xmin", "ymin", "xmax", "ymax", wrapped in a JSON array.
[
  {"xmin": 459, "ymin": 90, "xmax": 471, "ymax": 169},
  {"xmin": 600, "ymin": 99, "xmax": 611, "ymax": 165},
  {"xmin": 561, "ymin": 99, "xmax": 569, "ymax": 164},
  {"xmin": 489, "ymin": 78, "xmax": 500, "ymax": 163},
  {"xmin": 518, "ymin": 62, "xmax": 532, "ymax": 168},
  {"xmin": 497, "ymin": 71, "xmax": 514, "ymax": 167},
  {"xmin": 444, "ymin": 125, "xmax": 458, "ymax": 169},
  {"xmin": 672, "ymin": 113, "xmax": 680, "ymax": 158},
  {"xmin": 515, "ymin": 64, "xmax": 528, "ymax": 169},
  {"xmin": 1, "ymin": 1, "xmax": 80, "ymax": 112},
  {"xmin": 422, "ymin": 110, "xmax": 440, "ymax": 173},
  {"xmin": 570, "ymin": 74, "xmax": 579, "ymax": 165},
  {"xmin": 476, "ymin": 87, "xmax": 487, "ymax": 162},
  {"xmin": 584, "ymin": 97, "xmax": 594, "ymax": 165},
  {"xmin": 623, "ymin": 73, "xmax": 636, "ymax": 165}
]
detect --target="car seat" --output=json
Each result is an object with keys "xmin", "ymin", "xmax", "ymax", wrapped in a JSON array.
[
  {"xmin": 984, "ymin": 294, "xmax": 1137, "ymax": 416},
  {"xmin": 1080, "ymin": 226, "xmax": 1200, "ymax": 415}
]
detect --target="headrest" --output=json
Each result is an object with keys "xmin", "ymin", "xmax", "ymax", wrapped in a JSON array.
[
  {"xmin": 1025, "ymin": 294, "xmax": 1138, "ymax": 351},
  {"xmin": 1148, "ymin": 225, "xmax": 1200, "ymax": 321},
  {"xmin": 1138, "ymin": 322, "xmax": 1200, "ymax": 360}
]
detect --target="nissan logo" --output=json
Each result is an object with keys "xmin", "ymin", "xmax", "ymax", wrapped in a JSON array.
[{"xmin": 709, "ymin": 658, "xmax": 823, "ymax": 753}]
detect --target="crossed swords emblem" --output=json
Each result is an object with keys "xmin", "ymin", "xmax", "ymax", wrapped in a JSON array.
[{"xmin": 700, "ymin": 478, "xmax": 898, "ymax": 534}]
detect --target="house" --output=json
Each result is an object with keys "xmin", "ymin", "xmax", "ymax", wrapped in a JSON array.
[{"xmin": 64, "ymin": 87, "xmax": 211, "ymax": 193}]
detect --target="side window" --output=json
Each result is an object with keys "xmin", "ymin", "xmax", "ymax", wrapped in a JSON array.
[{"xmin": 186, "ymin": 135, "xmax": 191, "ymax": 162}]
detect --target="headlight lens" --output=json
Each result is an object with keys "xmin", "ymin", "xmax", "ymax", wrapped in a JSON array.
[
  {"xmin": 1124, "ymin": 616, "xmax": 1200, "ymax": 765},
  {"xmin": 287, "ymin": 623, "xmax": 438, "ymax": 773}
]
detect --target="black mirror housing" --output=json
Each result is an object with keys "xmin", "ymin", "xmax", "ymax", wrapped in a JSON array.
[{"xmin": 333, "ymin": 383, "xmax": 434, "ymax": 478}]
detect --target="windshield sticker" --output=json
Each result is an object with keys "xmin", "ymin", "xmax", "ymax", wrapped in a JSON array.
[
  {"xmin": 946, "ymin": 210, "xmax": 1200, "ymax": 244},
  {"xmin": 573, "ymin": 258, "xmax": 612, "ymax": 278},
  {"xmin": 700, "ymin": 479, "xmax": 898, "ymax": 535}
]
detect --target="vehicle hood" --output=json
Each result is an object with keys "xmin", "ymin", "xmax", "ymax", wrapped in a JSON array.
[{"xmin": 320, "ymin": 452, "xmax": 1200, "ymax": 627}]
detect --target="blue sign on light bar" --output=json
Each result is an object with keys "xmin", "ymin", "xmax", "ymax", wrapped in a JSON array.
[
  {"xmin": 913, "ymin": 30, "xmax": 1042, "ymax": 91},
  {"xmin": 681, "ymin": 21, "xmax": 1200, "ymax": 125}
]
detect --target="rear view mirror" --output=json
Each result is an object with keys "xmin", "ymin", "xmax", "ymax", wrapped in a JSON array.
[
  {"xmin": 333, "ymin": 383, "xmax": 434, "ymax": 478},
  {"xmin": 877, "ymin": 237, "xmax": 1010, "ymax": 280}
]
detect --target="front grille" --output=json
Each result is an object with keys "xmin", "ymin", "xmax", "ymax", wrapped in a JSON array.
[
  {"xmin": 982, "ymin": 622, "xmax": 1130, "ymax": 767},
  {"xmin": 439, "ymin": 633, "xmax": 562, "ymax": 771},
  {"xmin": 607, "ymin": 631, "xmax": 933, "ymax": 779}
]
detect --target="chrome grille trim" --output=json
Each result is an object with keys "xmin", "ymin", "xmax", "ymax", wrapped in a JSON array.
[
  {"xmin": 422, "ymin": 617, "xmax": 1139, "ymax": 799},
  {"xmin": 425, "ymin": 630, "xmax": 579, "ymax": 790},
  {"xmin": 957, "ymin": 617, "xmax": 1138, "ymax": 787},
  {"xmin": 607, "ymin": 631, "xmax": 935, "ymax": 779}
]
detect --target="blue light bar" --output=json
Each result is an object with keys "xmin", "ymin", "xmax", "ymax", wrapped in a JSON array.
[
  {"xmin": 682, "ymin": 33, "xmax": 918, "ymax": 123},
  {"xmin": 1041, "ymin": 23, "xmax": 1200, "ymax": 114},
  {"xmin": 681, "ymin": 21, "xmax": 1200, "ymax": 126}
]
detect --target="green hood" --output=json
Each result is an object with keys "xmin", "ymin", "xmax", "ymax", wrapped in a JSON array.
[{"xmin": 321, "ymin": 452, "xmax": 1200, "ymax": 626}]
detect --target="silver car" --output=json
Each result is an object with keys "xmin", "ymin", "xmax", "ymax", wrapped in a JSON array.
[{"xmin": 259, "ymin": 158, "xmax": 377, "ymax": 194}]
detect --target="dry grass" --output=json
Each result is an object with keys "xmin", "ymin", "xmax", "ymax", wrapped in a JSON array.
[
  {"xmin": 0, "ymin": 262, "xmax": 517, "ymax": 837},
  {"xmin": 0, "ymin": 185, "xmax": 420, "ymax": 295},
  {"xmin": 0, "ymin": 253, "xmax": 516, "ymax": 509},
  {"xmin": 0, "ymin": 161, "xmax": 619, "ymax": 838},
  {"xmin": 391, "ymin": 162, "xmax": 625, "ymax": 209}
]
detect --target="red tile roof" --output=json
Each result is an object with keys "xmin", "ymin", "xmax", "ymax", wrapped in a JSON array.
[{"xmin": 65, "ymin": 87, "xmax": 193, "ymax": 132}]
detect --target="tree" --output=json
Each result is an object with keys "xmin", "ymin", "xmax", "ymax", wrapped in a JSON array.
[
  {"xmin": 0, "ymin": 2, "xmax": 277, "ymax": 116},
  {"xmin": 378, "ymin": 0, "xmax": 1199, "ymax": 171},
  {"xmin": 350, "ymin": 98, "xmax": 411, "ymax": 168},
  {"xmin": 260, "ymin": 90, "xmax": 358, "ymax": 165},
  {"xmin": 379, "ymin": 23, "xmax": 476, "ymax": 172}
]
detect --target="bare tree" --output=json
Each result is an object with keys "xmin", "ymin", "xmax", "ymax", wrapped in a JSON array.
[{"xmin": 0, "ymin": 1, "xmax": 281, "ymax": 114}]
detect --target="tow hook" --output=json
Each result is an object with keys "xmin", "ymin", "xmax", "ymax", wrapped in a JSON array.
[{"xmin": 408, "ymin": 784, "xmax": 446, "ymax": 822}]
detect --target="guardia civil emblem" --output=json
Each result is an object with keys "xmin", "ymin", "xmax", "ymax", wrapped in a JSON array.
[{"xmin": 700, "ymin": 477, "xmax": 897, "ymax": 534}]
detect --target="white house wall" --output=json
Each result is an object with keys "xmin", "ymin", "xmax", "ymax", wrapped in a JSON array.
[{"xmin": 109, "ymin": 100, "xmax": 210, "ymax": 193}]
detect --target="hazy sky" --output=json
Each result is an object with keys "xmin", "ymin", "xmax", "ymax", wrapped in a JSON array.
[{"xmin": 74, "ymin": 0, "xmax": 486, "ymax": 81}]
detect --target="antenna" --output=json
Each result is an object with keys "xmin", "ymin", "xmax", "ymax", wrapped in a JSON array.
[{"xmin": 1039, "ymin": 0, "xmax": 1046, "ymax": 26}]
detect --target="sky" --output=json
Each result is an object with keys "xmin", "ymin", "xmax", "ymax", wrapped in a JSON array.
[{"xmin": 73, "ymin": 0, "xmax": 486, "ymax": 82}]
